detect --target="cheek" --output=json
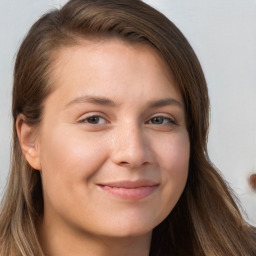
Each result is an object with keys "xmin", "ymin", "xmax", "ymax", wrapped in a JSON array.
[
  {"xmin": 38, "ymin": 126, "xmax": 109, "ymax": 192},
  {"xmin": 156, "ymin": 131, "xmax": 190, "ymax": 172},
  {"xmin": 154, "ymin": 131, "xmax": 190, "ymax": 208}
]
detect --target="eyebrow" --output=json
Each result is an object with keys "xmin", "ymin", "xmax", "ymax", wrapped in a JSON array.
[
  {"xmin": 65, "ymin": 95, "xmax": 183, "ymax": 109},
  {"xmin": 65, "ymin": 95, "xmax": 119, "ymax": 108},
  {"xmin": 147, "ymin": 98, "xmax": 184, "ymax": 109}
]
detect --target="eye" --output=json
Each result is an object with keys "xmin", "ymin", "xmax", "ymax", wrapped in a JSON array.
[
  {"xmin": 148, "ymin": 116, "xmax": 176, "ymax": 125},
  {"xmin": 79, "ymin": 115, "xmax": 107, "ymax": 125}
]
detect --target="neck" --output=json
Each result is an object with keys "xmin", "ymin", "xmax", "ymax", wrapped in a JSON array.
[{"xmin": 37, "ymin": 216, "xmax": 152, "ymax": 256}]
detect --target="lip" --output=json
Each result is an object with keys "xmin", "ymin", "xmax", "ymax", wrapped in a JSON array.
[{"xmin": 96, "ymin": 180, "xmax": 159, "ymax": 201}]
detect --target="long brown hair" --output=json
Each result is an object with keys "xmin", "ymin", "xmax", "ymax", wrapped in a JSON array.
[{"xmin": 1, "ymin": 0, "xmax": 255, "ymax": 255}]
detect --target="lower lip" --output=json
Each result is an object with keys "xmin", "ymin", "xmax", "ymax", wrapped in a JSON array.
[{"xmin": 98, "ymin": 185, "xmax": 158, "ymax": 201}]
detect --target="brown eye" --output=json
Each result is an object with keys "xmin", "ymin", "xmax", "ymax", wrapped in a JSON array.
[
  {"xmin": 80, "ymin": 116, "xmax": 107, "ymax": 125},
  {"xmin": 87, "ymin": 116, "xmax": 100, "ymax": 124}
]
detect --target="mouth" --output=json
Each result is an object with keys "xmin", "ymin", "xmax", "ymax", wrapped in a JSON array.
[{"xmin": 96, "ymin": 180, "xmax": 159, "ymax": 201}]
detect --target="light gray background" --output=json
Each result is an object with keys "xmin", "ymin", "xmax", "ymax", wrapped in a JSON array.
[{"xmin": 1, "ymin": 0, "xmax": 255, "ymax": 225}]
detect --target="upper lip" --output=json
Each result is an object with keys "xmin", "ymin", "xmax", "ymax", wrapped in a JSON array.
[{"xmin": 97, "ymin": 180, "xmax": 159, "ymax": 189}]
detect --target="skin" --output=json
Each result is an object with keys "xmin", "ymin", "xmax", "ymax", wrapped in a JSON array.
[{"xmin": 18, "ymin": 39, "xmax": 190, "ymax": 256}]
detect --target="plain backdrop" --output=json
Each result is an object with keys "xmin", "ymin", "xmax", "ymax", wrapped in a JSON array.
[{"xmin": 0, "ymin": 0, "xmax": 255, "ymax": 225}]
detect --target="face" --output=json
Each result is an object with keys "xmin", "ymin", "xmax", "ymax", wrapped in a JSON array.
[{"xmin": 34, "ymin": 39, "xmax": 190, "ymax": 239}]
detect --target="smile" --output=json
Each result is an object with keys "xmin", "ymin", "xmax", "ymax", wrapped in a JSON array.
[{"xmin": 97, "ymin": 180, "xmax": 159, "ymax": 201}]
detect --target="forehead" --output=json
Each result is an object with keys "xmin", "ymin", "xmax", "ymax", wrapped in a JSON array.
[
  {"xmin": 47, "ymin": 38, "xmax": 182, "ymax": 106},
  {"xmin": 51, "ymin": 37, "xmax": 175, "ymax": 78}
]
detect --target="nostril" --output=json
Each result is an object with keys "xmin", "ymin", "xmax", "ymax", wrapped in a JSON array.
[
  {"xmin": 248, "ymin": 174, "xmax": 256, "ymax": 191},
  {"xmin": 118, "ymin": 160, "xmax": 149, "ymax": 168}
]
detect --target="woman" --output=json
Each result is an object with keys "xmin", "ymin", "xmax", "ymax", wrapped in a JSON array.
[{"xmin": 0, "ymin": 0, "xmax": 255, "ymax": 255}]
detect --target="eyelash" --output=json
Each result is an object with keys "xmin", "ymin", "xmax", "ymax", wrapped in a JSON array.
[
  {"xmin": 78, "ymin": 115, "xmax": 108, "ymax": 125},
  {"xmin": 78, "ymin": 114, "xmax": 176, "ymax": 127},
  {"xmin": 146, "ymin": 116, "xmax": 176, "ymax": 126}
]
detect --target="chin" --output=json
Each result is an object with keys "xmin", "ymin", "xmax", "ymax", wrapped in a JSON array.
[{"xmin": 93, "ymin": 214, "xmax": 162, "ymax": 239}]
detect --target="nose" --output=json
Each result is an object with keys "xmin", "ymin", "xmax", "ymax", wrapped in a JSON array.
[{"xmin": 110, "ymin": 122, "xmax": 151, "ymax": 168}]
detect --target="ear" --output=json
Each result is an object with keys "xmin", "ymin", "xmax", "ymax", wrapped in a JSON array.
[{"xmin": 16, "ymin": 114, "xmax": 42, "ymax": 170}]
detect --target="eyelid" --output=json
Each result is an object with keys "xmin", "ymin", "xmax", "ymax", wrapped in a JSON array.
[
  {"xmin": 146, "ymin": 114, "xmax": 177, "ymax": 124},
  {"xmin": 77, "ymin": 112, "xmax": 109, "ymax": 124},
  {"xmin": 76, "ymin": 112, "xmax": 178, "ymax": 127}
]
